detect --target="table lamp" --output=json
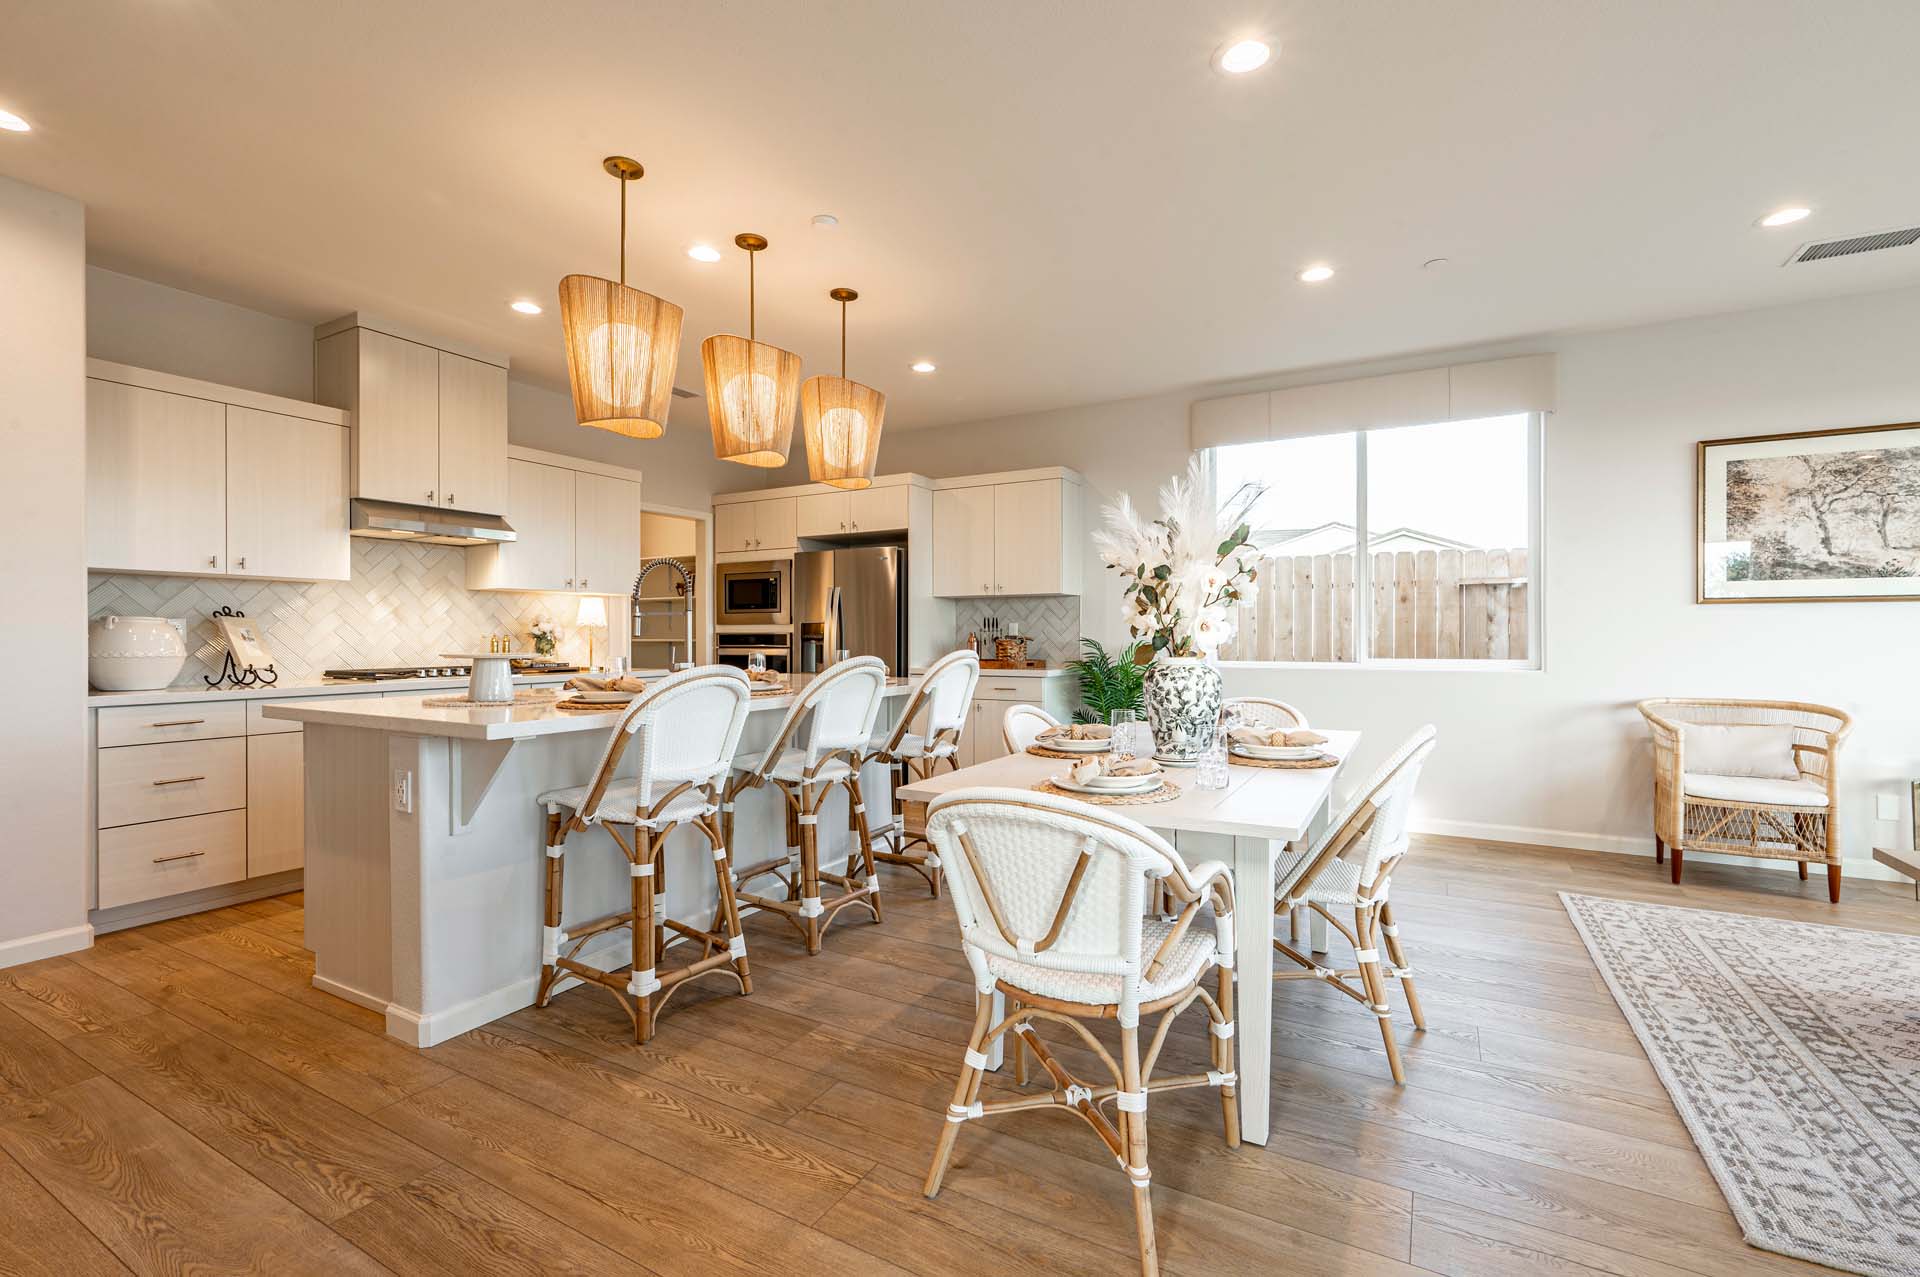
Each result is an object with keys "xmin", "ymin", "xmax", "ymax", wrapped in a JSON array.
[{"xmin": 575, "ymin": 595, "xmax": 608, "ymax": 670}]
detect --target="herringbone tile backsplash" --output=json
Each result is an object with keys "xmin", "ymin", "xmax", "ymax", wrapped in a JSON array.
[
  {"xmin": 949, "ymin": 595, "xmax": 1082, "ymax": 665},
  {"xmin": 88, "ymin": 541, "xmax": 613, "ymax": 686}
]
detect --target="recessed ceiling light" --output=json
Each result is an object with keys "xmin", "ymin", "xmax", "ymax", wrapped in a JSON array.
[
  {"xmin": 1297, "ymin": 264, "xmax": 1335, "ymax": 283},
  {"xmin": 1213, "ymin": 39, "xmax": 1272, "ymax": 74},
  {"xmin": 686, "ymin": 243, "xmax": 722, "ymax": 262},
  {"xmin": 1758, "ymin": 206, "xmax": 1811, "ymax": 228},
  {"xmin": 0, "ymin": 108, "xmax": 30, "ymax": 133},
  {"xmin": 509, "ymin": 299, "xmax": 543, "ymax": 315},
  {"xmin": 811, "ymin": 213, "xmax": 839, "ymax": 229},
  {"xmin": 910, "ymin": 360, "xmax": 937, "ymax": 374}
]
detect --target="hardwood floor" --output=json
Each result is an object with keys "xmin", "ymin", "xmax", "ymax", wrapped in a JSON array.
[{"xmin": 3, "ymin": 837, "xmax": 1913, "ymax": 1275}]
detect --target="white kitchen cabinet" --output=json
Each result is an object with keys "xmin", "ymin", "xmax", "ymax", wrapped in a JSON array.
[
  {"xmin": 715, "ymin": 502, "xmax": 756, "ymax": 553},
  {"xmin": 225, "ymin": 406, "xmax": 350, "ymax": 582},
  {"xmin": 85, "ymin": 378, "xmax": 228, "ymax": 575},
  {"xmin": 573, "ymin": 471, "xmax": 641, "ymax": 594},
  {"xmin": 797, "ymin": 486, "xmax": 911, "ymax": 538},
  {"xmin": 246, "ymin": 732, "xmax": 305, "ymax": 877},
  {"xmin": 932, "ymin": 486, "xmax": 997, "ymax": 597},
  {"xmin": 714, "ymin": 496, "xmax": 798, "ymax": 554},
  {"xmin": 932, "ymin": 474, "xmax": 1083, "ymax": 598},
  {"xmin": 314, "ymin": 316, "xmax": 510, "ymax": 514},
  {"xmin": 437, "ymin": 350, "xmax": 510, "ymax": 515}
]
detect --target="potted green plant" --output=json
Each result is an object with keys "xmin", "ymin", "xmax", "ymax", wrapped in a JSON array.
[{"xmin": 1066, "ymin": 637, "xmax": 1147, "ymax": 725}]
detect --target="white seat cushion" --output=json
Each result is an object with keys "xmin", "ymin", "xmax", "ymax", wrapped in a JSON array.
[
  {"xmin": 768, "ymin": 748, "xmax": 853, "ymax": 785},
  {"xmin": 1683, "ymin": 772, "xmax": 1827, "ymax": 809},
  {"xmin": 539, "ymin": 781, "xmax": 716, "ymax": 827},
  {"xmin": 986, "ymin": 917, "xmax": 1214, "ymax": 1006}
]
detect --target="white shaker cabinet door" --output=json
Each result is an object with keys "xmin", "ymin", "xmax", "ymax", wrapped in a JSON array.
[
  {"xmin": 991, "ymin": 479, "xmax": 1063, "ymax": 596},
  {"xmin": 795, "ymin": 491, "xmax": 849, "ymax": 538},
  {"xmin": 932, "ymin": 485, "xmax": 996, "ymax": 598},
  {"xmin": 714, "ymin": 502, "xmax": 755, "ymax": 553},
  {"xmin": 847, "ymin": 484, "xmax": 909, "ymax": 533},
  {"xmin": 225, "ymin": 406, "xmax": 350, "ymax": 582},
  {"xmin": 488, "ymin": 459, "xmax": 577, "ymax": 591},
  {"xmin": 86, "ymin": 378, "xmax": 228, "ymax": 575},
  {"xmin": 573, "ymin": 471, "xmax": 641, "ymax": 595},
  {"xmin": 754, "ymin": 497, "xmax": 798, "ymax": 552},
  {"xmin": 436, "ymin": 350, "xmax": 509, "ymax": 515},
  {"xmin": 352, "ymin": 328, "xmax": 442, "ymax": 506},
  {"xmin": 246, "ymin": 731, "xmax": 305, "ymax": 877}
]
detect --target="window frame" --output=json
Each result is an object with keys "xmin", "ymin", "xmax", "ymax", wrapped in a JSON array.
[{"xmin": 1208, "ymin": 411, "xmax": 1545, "ymax": 672}]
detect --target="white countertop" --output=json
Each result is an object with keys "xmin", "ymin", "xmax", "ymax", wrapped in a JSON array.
[
  {"xmin": 972, "ymin": 666, "xmax": 1070, "ymax": 679},
  {"xmin": 85, "ymin": 670, "xmax": 638, "ymax": 709},
  {"xmin": 263, "ymin": 676, "xmax": 916, "ymax": 740}
]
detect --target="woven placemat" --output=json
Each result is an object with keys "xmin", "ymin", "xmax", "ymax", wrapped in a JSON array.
[
  {"xmin": 553, "ymin": 697, "xmax": 631, "ymax": 712},
  {"xmin": 420, "ymin": 688, "xmax": 560, "ymax": 708},
  {"xmin": 1230, "ymin": 751, "xmax": 1339, "ymax": 769},
  {"xmin": 750, "ymin": 685, "xmax": 790, "ymax": 697},
  {"xmin": 1026, "ymin": 743, "xmax": 1116, "ymax": 760},
  {"xmin": 1032, "ymin": 777, "xmax": 1183, "ymax": 806}
]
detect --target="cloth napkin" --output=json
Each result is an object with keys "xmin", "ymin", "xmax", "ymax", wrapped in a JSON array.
[
  {"xmin": 1068, "ymin": 756, "xmax": 1162, "ymax": 784},
  {"xmin": 1040, "ymin": 723, "xmax": 1114, "ymax": 741},
  {"xmin": 565, "ymin": 674, "xmax": 648, "ymax": 693},
  {"xmin": 748, "ymin": 670, "xmax": 786, "ymax": 686},
  {"xmin": 1226, "ymin": 726, "xmax": 1328, "ymax": 748}
]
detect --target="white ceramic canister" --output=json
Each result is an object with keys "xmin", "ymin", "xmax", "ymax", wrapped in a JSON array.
[{"xmin": 88, "ymin": 615, "xmax": 189, "ymax": 691}]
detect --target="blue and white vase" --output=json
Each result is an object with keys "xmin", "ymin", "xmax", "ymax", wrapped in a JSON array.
[{"xmin": 1142, "ymin": 656, "xmax": 1222, "ymax": 765}]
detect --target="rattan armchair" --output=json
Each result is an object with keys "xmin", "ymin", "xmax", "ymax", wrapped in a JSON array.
[{"xmin": 1637, "ymin": 698, "xmax": 1852, "ymax": 901}]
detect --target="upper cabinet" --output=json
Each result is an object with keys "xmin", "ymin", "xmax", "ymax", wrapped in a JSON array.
[
  {"xmin": 466, "ymin": 449, "xmax": 641, "ymax": 594},
  {"xmin": 313, "ymin": 314, "xmax": 509, "ymax": 514},
  {"xmin": 85, "ymin": 363, "xmax": 350, "ymax": 582},
  {"xmin": 715, "ymin": 496, "xmax": 797, "ymax": 554},
  {"xmin": 931, "ymin": 471, "xmax": 1084, "ymax": 598},
  {"xmin": 796, "ymin": 485, "xmax": 910, "ymax": 538}
]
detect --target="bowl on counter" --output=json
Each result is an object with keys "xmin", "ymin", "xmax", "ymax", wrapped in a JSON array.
[{"xmin": 88, "ymin": 615, "xmax": 188, "ymax": 691}]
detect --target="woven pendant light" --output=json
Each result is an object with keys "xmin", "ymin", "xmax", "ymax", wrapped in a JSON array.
[
  {"xmin": 703, "ymin": 234, "xmax": 801, "ymax": 467},
  {"xmin": 801, "ymin": 288, "xmax": 886, "ymax": 490},
  {"xmin": 558, "ymin": 157, "xmax": 685, "ymax": 439}
]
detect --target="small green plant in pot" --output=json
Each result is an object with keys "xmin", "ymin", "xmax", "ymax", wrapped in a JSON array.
[{"xmin": 1066, "ymin": 637, "xmax": 1147, "ymax": 725}]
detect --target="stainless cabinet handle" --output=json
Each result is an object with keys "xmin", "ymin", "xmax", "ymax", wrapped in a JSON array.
[
  {"xmin": 208, "ymin": 555, "xmax": 218, "ymax": 567},
  {"xmin": 446, "ymin": 492, "xmax": 455, "ymax": 505},
  {"xmin": 236, "ymin": 556, "xmax": 246, "ymax": 570},
  {"xmin": 151, "ymin": 775, "xmax": 206, "ymax": 787},
  {"xmin": 580, "ymin": 578, "xmax": 588, "ymax": 588},
  {"xmin": 565, "ymin": 578, "xmax": 574, "ymax": 588},
  {"xmin": 427, "ymin": 489, "xmax": 435, "ymax": 502},
  {"xmin": 149, "ymin": 718, "xmax": 205, "ymax": 728},
  {"xmin": 152, "ymin": 849, "xmax": 206, "ymax": 865}
]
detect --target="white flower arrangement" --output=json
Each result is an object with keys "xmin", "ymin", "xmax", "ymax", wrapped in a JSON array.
[
  {"xmin": 529, "ymin": 615, "xmax": 560, "ymax": 654},
  {"xmin": 1091, "ymin": 457, "xmax": 1265, "ymax": 658}
]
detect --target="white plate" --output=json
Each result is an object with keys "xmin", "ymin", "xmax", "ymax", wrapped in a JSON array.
[
  {"xmin": 1232, "ymin": 743, "xmax": 1323, "ymax": 760},
  {"xmin": 1054, "ymin": 772, "xmax": 1163, "ymax": 795},
  {"xmin": 1037, "ymin": 735, "xmax": 1113, "ymax": 753}
]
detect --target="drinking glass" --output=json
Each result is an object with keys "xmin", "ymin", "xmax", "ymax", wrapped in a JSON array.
[
  {"xmin": 1196, "ymin": 735, "xmax": 1230, "ymax": 790},
  {"xmin": 1109, "ymin": 709, "xmax": 1149, "ymax": 762},
  {"xmin": 747, "ymin": 651, "xmax": 767, "ymax": 676}
]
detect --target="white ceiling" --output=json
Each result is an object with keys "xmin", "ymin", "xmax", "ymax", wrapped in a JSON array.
[{"xmin": 5, "ymin": 1, "xmax": 1920, "ymax": 430}]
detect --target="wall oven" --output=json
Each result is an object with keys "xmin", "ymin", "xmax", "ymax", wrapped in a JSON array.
[
  {"xmin": 716, "ymin": 558, "xmax": 791, "ymax": 626},
  {"xmin": 715, "ymin": 633, "xmax": 793, "ymax": 676}
]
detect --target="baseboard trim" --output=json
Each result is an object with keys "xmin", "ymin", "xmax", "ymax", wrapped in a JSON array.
[
  {"xmin": 311, "ymin": 973, "xmax": 389, "ymax": 1014},
  {"xmin": 91, "ymin": 870, "xmax": 305, "ymax": 936},
  {"xmin": 0, "ymin": 923, "xmax": 95, "ymax": 969},
  {"xmin": 1415, "ymin": 817, "xmax": 1904, "ymax": 883}
]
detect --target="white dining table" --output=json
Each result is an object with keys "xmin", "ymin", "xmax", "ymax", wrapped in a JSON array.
[{"xmin": 896, "ymin": 730, "xmax": 1358, "ymax": 1146}]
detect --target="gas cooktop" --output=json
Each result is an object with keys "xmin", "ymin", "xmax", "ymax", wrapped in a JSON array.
[{"xmin": 323, "ymin": 661, "xmax": 583, "ymax": 682}]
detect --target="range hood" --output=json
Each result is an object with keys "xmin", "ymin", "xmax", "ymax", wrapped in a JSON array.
[{"xmin": 350, "ymin": 498, "xmax": 516, "ymax": 546}]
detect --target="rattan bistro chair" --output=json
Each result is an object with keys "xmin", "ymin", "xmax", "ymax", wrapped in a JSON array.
[
  {"xmin": 1001, "ymin": 703, "xmax": 1061, "ymax": 754},
  {"xmin": 1270, "ymin": 725, "xmax": 1437, "ymax": 1084},
  {"xmin": 535, "ymin": 666, "xmax": 754, "ymax": 1044},
  {"xmin": 1637, "ymin": 698, "xmax": 1853, "ymax": 901},
  {"xmin": 1219, "ymin": 696, "xmax": 1308, "ymax": 730},
  {"xmin": 726, "ymin": 656, "xmax": 890, "ymax": 954},
  {"xmin": 922, "ymin": 788, "xmax": 1240, "ymax": 1277},
  {"xmin": 864, "ymin": 648, "xmax": 980, "ymax": 897}
]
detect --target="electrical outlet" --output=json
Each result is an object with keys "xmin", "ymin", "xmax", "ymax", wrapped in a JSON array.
[
  {"xmin": 1877, "ymin": 793, "xmax": 1900, "ymax": 822},
  {"xmin": 392, "ymin": 769, "xmax": 413, "ymax": 814}
]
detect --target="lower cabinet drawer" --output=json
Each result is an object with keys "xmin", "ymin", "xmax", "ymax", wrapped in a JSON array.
[
  {"xmin": 97, "ymin": 810, "xmax": 247, "ymax": 909},
  {"xmin": 97, "ymin": 701, "xmax": 247, "ymax": 748},
  {"xmin": 98, "ymin": 737, "xmax": 247, "ymax": 828},
  {"xmin": 246, "ymin": 699, "xmax": 306, "ymax": 736}
]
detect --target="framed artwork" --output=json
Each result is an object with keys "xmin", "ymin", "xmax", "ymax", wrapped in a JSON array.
[{"xmin": 1698, "ymin": 421, "xmax": 1920, "ymax": 603}]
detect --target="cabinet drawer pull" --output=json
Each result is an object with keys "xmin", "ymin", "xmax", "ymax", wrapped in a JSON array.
[
  {"xmin": 148, "ymin": 718, "xmax": 206, "ymax": 728},
  {"xmin": 151, "ymin": 849, "xmax": 206, "ymax": 865},
  {"xmin": 151, "ymin": 775, "xmax": 206, "ymax": 787}
]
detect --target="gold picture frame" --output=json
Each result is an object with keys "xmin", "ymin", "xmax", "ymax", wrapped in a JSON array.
[{"xmin": 1697, "ymin": 420, "xmax": 1920, "ymax": 604}]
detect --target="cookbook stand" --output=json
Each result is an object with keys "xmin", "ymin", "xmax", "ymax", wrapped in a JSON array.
[{"xmin": 204, "ymin": 607, "xmax": 279, "ymax": 689}]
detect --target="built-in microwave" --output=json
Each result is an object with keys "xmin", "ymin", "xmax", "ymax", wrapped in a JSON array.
[{"xmin": 716, "ymin": 558, "xmax": 791, "ymax": 626}]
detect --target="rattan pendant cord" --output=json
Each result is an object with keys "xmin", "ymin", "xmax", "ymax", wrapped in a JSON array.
[
  {"xmin": 801, "ymin": 288, "xmax": 886, "ymax": 490},
  {"xmin": 703, "ymin": 234, "xmax": 801, "ymax": 467},
  {"xmin": 558, "ymin": 157, "xmax": 685, "ymax": 440}
]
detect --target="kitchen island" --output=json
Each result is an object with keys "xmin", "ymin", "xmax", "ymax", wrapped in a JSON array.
[{"xmin": 265, "ymin": 678, "xmax": 914, "ymax": 1046}]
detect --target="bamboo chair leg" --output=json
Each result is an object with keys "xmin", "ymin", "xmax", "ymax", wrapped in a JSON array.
[
  {"xmin": 706, "ymin": 816, "xmax": 752, "ymax": 996},
  {"xmin": 846, "ymin": 775, "xmax": 884, "ymax": 924},
  {"xmin": 1119, "ymin": 1025, "xmax": 1157, "ymax": 1277},
  {"xmin": 1356, "ymin": 905, "xmax": 1404, "ymax": 1084},
  {"xmin": 632, "ymin": 827, "xmax": 657, "ymax": 1045},
  {"xmin": 1377, "ymin": 901, "xmax": 1424, "ymax": 1031},
  {"xmin": 1654, "ymin": 835, "xmax": 1664, "ymax": 865},
  {"xmin": 1010, "ymin": 998, "xmax": 1027, "ymax": 1086},
  {"xmin": 652, "ymin": 840, "xmax": 667, "ymax": 969},
  {"xmin": 538, "ymin": 814, "xmax": 566, "ymax": 1007},
  {"xmin": 800, "ymin": 785, "xmax": 823, "ymax": 955},
  {"xmin": 1214, "ymin": 966, "xmax": 1239, "ymax": 1149},
  {"xmin": 925, "ymin": 992, "xmax": 994, "ymax": 1199}
]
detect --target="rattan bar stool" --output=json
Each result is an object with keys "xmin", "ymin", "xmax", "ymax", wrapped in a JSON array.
[
  {"xmin": 534, "ymin": 666, "xmax": 754, "ymax": 1044},
  {"xmin": 726, "ymin": 656, "xmax": 890, "ymax": 955},
  {"xmin": 1219, "ymin": 695, "xmax": 1308, "ymax": 730},
  {"xmin": 1270, "ymin": 725, "xmax": 1437, "ymax": 1084},
  {"xmin": 863, "ymin": 648, "xmax": 979, "ymax": 897},
  {"xmin": 1000, "ymin": 703, "xmax": 1061, "ymax": 754},
  {"xmin": 922, "ymin": 788, "xmax": 1240, "ymax": 1277}
]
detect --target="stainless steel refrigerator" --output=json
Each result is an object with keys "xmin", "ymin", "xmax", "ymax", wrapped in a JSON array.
[{"xmin": 792, "ymin": 546, "xmax": 907, "ymax": 675}]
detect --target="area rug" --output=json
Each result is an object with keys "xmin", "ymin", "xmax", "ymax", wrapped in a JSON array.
[{"xmin": 1560, "ymin": 893, "xmax": 1920, "ymax": 1277}]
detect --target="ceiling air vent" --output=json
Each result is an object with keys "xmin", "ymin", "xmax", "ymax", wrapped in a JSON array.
[
  {"xmin": 672, "ymin": 386, "xmax": 699, "ymax": 399},
  {"xmin": 1785, "ymin": 224, "xmax": 1920, "ymax": 265}
]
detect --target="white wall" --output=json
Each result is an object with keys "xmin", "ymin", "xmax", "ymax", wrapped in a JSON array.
[
  {"xmin": 877, "ymin": 286, "xmax": 1920, "ymax": 879},
  {"xmin": 0, "ymin": 179, "xmax": 91, "ymax": 965}
]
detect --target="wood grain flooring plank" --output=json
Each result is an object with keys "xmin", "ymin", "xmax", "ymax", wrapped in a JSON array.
[
  {"xmin": 0, "ymin": 1003, "xmax": 99, "ymax": 1112},
  {"xmin": 0, "ymin": 1149, "xmax": 130, "ymax": 1276},
  {"xmin": 1409, "ymin": 1194, "xmax": 1739, "ymax": 1277},
  {"xmin": 0, "ymin": 1075, "xmax": 388, "ymax": 1275},
  {"xmin": 0, "ymin": 958, "xmax": 161, "ymax": 1042}
]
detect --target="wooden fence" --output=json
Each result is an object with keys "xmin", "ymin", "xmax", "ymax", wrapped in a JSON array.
[{"xmin": 1223, "ymin": 547, "xmax": 1529, "ymax": 662}]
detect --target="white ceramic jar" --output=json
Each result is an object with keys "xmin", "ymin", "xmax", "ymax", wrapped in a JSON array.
[{"xmin": 88, "ymin": 615, "xmax": 188, "ymax": 691}]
